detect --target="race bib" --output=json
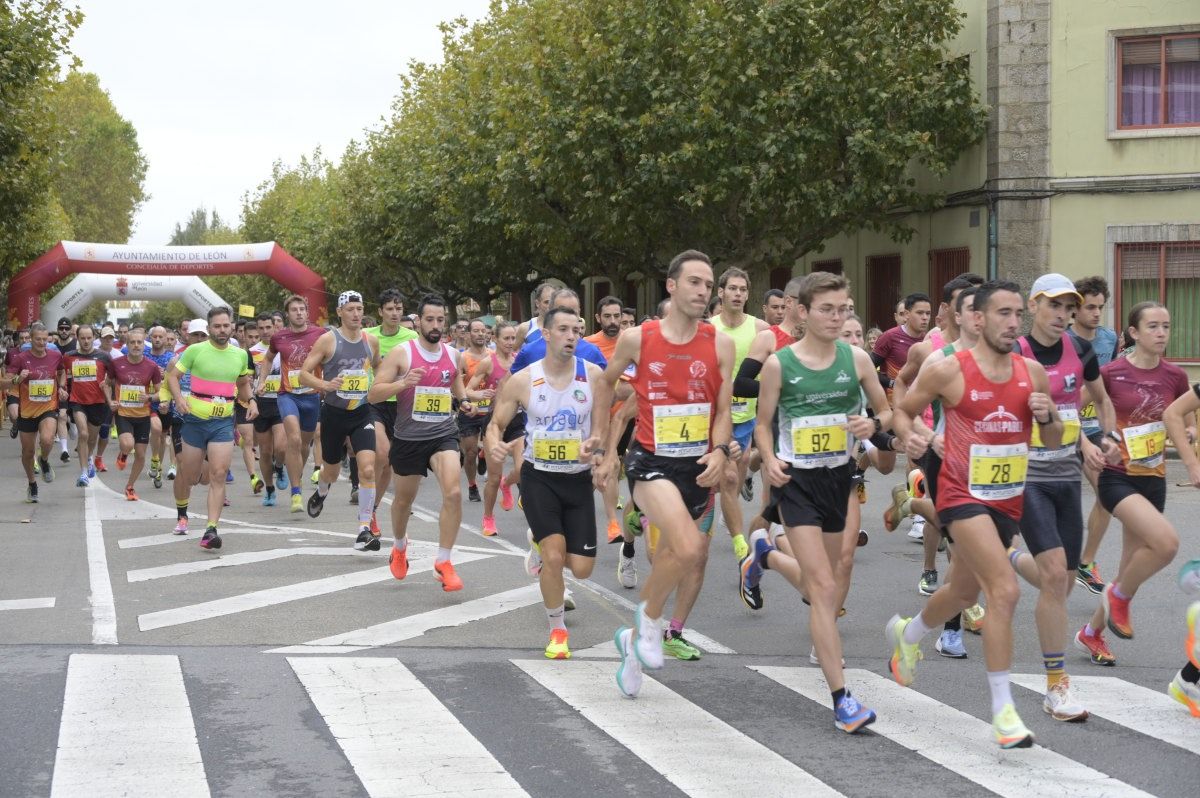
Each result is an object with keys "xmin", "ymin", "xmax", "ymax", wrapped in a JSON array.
[
  {"xmin": 71, "ymin": 359, "xmax": 98, "ymax": 382},
  {"xmin": 336, "ymin": 368, "xmax": 370, "ymax": 408},
  {"xmin": 118, "ymin": 384, "xmax": 147, "ymax": 409},
  {"xmin": 731, "ymin": 399, "xmax": 750, "ymax": 416},
  {"xmin": 288, "ymin": 368, "xmax": 313, "ymax": 394},
  {"xmin": 28, "ymin": 379, "xmax": 55, "ymax": 403},
  {"xmin": 652, "ymin": 403, "xmax": 710, "ymax": 458},
  {"xmin": 789, "ymin": 413, "xmax": 850, "ymax": 469},
  {"xmin": 968, "ymin": 443, "xmax": 1028, "ymax": 501},
  {"xmin": 191, "ymin": 395, "xmax": 231, "ymax": 420},
  {"xmin": 1030, "ymin": 407, "xmax": 1081, "ymax": 460},
  {"xmin": 532, "ymin": 430, "xmax": 582, "ymax": 472},
  {"xmin": 1080, "ymin": 401, "xmax": 1099, "ymax": 432},
  {"xmin": 1122, "ymin": 421, "xmax": 1166, "ymax": 470},
  {"xmin": 412, "ymin": 385, "xmax": 452, "ymax": 422},
  {"xmin": 261, "ymin": 374, "xmax": 281, "ymax": 396}
]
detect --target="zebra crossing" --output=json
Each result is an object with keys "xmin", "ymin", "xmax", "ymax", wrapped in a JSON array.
[{"xmin": 5, "ymin": 650, "xmax": 1194, "ymax": 798}]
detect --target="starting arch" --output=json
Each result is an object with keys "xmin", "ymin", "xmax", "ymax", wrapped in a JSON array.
[{"xmin": 7, "ymin": 241, "xmax": 327, "ymax": 328}]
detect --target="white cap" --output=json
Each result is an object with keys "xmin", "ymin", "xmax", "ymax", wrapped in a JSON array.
[
  {"xmin": 1030, "ymin": 273, "xmax": 1083, "ymax": 303},
  {"xmin": 188, "ymin": 318, "xmax": 209, "ymax": 336}
]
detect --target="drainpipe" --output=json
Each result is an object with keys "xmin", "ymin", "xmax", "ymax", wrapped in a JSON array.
[{"xmin": 987, "ymin": 194, "xmax": 998, "ymax": 280}]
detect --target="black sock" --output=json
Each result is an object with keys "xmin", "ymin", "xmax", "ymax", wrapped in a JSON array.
[
  {"xmin": 622, "ymin": 541, "xmax": 635, "ymax": 558},
  {"xmin": 945, "ymin": 614, "xmax": 961, "ymax": 632},
  {"xmin": 1183, "ymin": 661, "xmax": 1200, "ymax": 684},
  {"xmin": 831, "ymin": 687, "xmax": 847, "ymax": 708},
  {"xmin": 177, "ymin": 503, "xmax": 188, "ymax": 520}
]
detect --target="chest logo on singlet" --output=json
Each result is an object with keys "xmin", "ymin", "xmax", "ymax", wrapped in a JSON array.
[
  {"xmin": 973, "ymin": 406, "xmax": 1022, "ymax": 434},
  {"xmin": 689, "ymin": 361, "xmax": 707, "ymax": 379},
  {"xmin": 1064, "ymin": 373, "xmax": 1077, "ymax": 391},
  {"xmin": 835, "ymin": 370, "xmax": 851, "ymax": 383}
]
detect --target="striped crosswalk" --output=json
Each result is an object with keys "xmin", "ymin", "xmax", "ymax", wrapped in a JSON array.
[{"xmin": 23, "ymin": 653, "xmax": 1200, "ymax": 797}]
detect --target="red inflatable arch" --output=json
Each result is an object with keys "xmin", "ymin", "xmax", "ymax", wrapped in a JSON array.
[{"xmin": 7, "ymin": 241, "xmax": 327, "ymax": 328}]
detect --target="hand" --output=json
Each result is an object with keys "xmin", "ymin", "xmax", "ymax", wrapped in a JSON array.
[
  {"xmin": 593, "ymin": 456, "xmax": 615, "ymax": 492},
  {"xmin": 58, "ymin": 387, "xmax": 68, "ymax": 401},
  {"xmin": 110, "ymin": 400, "xmax": 119, "ymax": 413},
  {"xmin": 18, "ymin": 369, "xmax": 29, "ymax": 381},
  {"xmin": 246, "ymin": 400, "xmax": 258, "ymax": 421},
  {"xmin": 324, "ymin": 377, "xmax": 343, "ymax": 393},
  {"xmin": 401, "ymin": 367, "xmax": 427, "ymax": 390},
  {"xmin": 1028, "ymin": 391, "xmax": 1052, "ymax": 422},
  {"xmin": 760, "ymin": 454, "xmax": 790, "ymax": 488},
  {"xmin": 905, "ymin": 431, "xmax": 930, "ymax": 461},
  {"xmin": 695, "ymin": 447, "xmax": 727, "ymax": 488},
  {"xmin": 847, "ymin": 414, "xmax": 874, "ymax": 441},
  {"xmin": 931, "ymin": 433, "xmax": 945, "ymax": 459},
  {"xmin": 1188, "ymin": 426, "xmax": 1198, "ymax": 446},
  {"xmin": 478, "ymin": 388, "xmax": 496, "ymax": 401},
  {"xmin": 459, "ymin": 400, "xmax": 474, "ymax": 416},
  {"xmin": 728, "ymin": 440, "xmax": 743, "ymax": 461},
  {"xmin": 1081, "ymin": 437, "xmax": 1106, "ymax": 471},
  {"xmin": 580, "ymin": 435, "xmax": 602, "ymax": 459},
  {"xmin": 1100, "ymin": 436, "xmax": 1122, "ymax": 465},
  {"xmin": 175, "ymin": 396, "xmax": 190, "ymax": 416},
  {"xmin": 487, "ymin": 439, "xmax": 508, "ymax": 464}
]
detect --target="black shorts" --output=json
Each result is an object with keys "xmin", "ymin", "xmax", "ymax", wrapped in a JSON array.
[
  {"xmin": 764, "ymin": 462, "xmax": 854, "ymax": 533},
  {"xmin": 389, "ymin": 434, "xmax": 460, "ymax": 477},
  {"xmin": 16, "ymin": 410, "xmax": 57, "ymax": 433},
  {"xmin": 916, "ymin": 450, "xmax": 943, "ymax": 505},
  {"xmin": 70, "ymin": 402, "xmax": 111, "ymax": 428},
  {"xmin": 252, "ymin": 398, "xmax": 282, "ymax": 434},
  {"xmin": 370, "ymin": 401, "xmax": 397, "ymax": 433},
  {"xmin": 520, "ymin": 462, "xmax": 597, "ymax": 557},
  {"xmin": 1097, "ymin": 470, "xmax": 1166, "ymax": 514},
  {"xmin": 6, "ymin": 393, "xmax": 17, "ymax": 407},
  {"xmin": 502, "ymin": 411, "xmax": 526, "ymax": 444},
  {"xmin": 1019, "ymin": 480, "xmax": 1083, "ymax": 569},
  {"xmin": 235, "ymin": 403, "xmax": 251, "ymax": 426},
  {"xmin": 319, "ymin": 404, "xmax": 376, "ymax": 463},
  {"xmin": 624, "ymin": 442, "xmax": 713, "ymax": 522},
  {"xmin": 116, "ymin": 414, "xmax": 152, "ymax": 445},
  {"xmin": 158, "ymin": 410, "xmax": 175, "ymax": 436},
  {"xmin": 457, "ymin": 412, "xmax": 488, "ymax": 439},
  {"xmin": 938, "ymin": 503, "xmax": 1021, "ymax": 550},
  {"xmin": 171, "ymin": 419, "xmax": 183, "ymax": 455},
  {"xmin": 617, "ymin": 418, "xmax": 635, "ymax": 458}
]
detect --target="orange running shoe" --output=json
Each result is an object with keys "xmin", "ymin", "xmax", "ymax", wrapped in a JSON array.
[
  {"xmin": 1103, "ymin": 584, "xmax": 1134, "ymax": 639},
  {"xmin": 1074, "ymin": 625, "xmax": 1116, "ymax": 665},
  {"xmin": 116, "ymin": 453, "xmax": 127, "ymax": 471},
  {"xmin": 389, "ymin": 544, "xmax": 409, "ymax": 580},
  {"xmin": 124, "ymin": 485, "xmax": 138, "ymax": 501},
  {"xmin": 500, "ymin": 476, "xmax": 514, "ymax": 511},
  {"xmin": 369, "ymin": 512, "xmax": 380, "ymax": 537},
  {"xmin": 434, "ymin": 560, "xmax": 464, "ymax": 591},
  {"xmin": 545, "ymin": 628, "xmax": 571, "ymax": 659},
  {"xmin": 606, "ymin": 519, "xmax": 622, "ymax": 544},
  {"xmin": 95, "ymin": 456, "xmax": 107, "ymax": 472},
  {"xmin": 482, "ymin": 515, "xmax": 498, "ymax": 536}
]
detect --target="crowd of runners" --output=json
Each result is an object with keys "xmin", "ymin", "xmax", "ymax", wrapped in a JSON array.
[{"xmin": 2, "ymin": 252, "xmax": 1198, "ymax": 748}]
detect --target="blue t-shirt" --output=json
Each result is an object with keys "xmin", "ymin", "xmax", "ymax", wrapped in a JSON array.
[
  {"xmin": 511, "ymin": 336, "xmax": 606, "ymax": 373},
  {"xmin": 1069, "ymin": 326, "xmax": 1119, "ymax": 367}
]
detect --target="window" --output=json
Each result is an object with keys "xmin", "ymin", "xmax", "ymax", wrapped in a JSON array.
[
  {"xmin": 810, "ymin": 258, "xmax": 843, "ymax": 275},
  {"xmin": 1116, "ymin": 241, "xmax": 1200, "ymax": 360},
  {"xmin": 769, "ymin": 267, "xmax": 793, "ymax": 290},
  {"xmin": 1118, "ymin": 33, "xmax": 1200, "ymax": 128},
  {"xmin": 928, "ymin": 248, "xmax": 971, "ymax": 301},
  {"xmin": 866, "ymin": 254, "xmax": 901, "ymax": 334}
]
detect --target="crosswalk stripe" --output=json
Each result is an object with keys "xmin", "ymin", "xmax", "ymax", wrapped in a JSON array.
[
  {"xmin": 752, "ymin": 666, "xmax": 1153, "ymax": 798},
  {"xmin": 514, "ymin": 659, "xmax": 843, "ymax": 797},
  {"xmin": 289, "ymin": 657, "xmax": 527, "ymax": 797},
  {"xmin": 127, "ymin": 547, "xmax": 368, "ymax": 581},
  {"xmin": 52, "ymin": 654, "xmax": 208, "ymax": 798},
  {"xmin": 0, "ymin": 596, "xmax": 55, "ymax": 610},
  {"xmin": 1011, "ymin": 673, "xmax": 1200, "ymax": 753}
]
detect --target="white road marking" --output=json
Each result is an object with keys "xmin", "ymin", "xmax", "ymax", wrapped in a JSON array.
[
  {"xmin": 52, "ymin": 654, "xmax": 207, "ymax": 798},
  {"xmin": 290, "ymin": 657, "xmax": 526, "ymax": 797},
  {"xmin": 118, "ymin": 526, "xmax": 327, "ymax": 549},
  {"xmin": 0, "ymin": 597, "xmax": 56, "ymax": 610},
  {"xmin": 1012, "ymin": 673, "xmax": 1200, "ymax": 754},
  {"xmin": 268, "ymin": 583, "xmax": 543, "ymax": 655},
  {"xmin": 127, "ymin": 547, "xmax": 375, "ymax": 582},
  {"xmin": 84, "ymin": 488, "xmax": 117, "ymax": 645},
  {"xmin": 514, "ymin": 659, "xmax": 842, "ymax": 797},
  {"xmin": 754, "ymin": 666, "xmax": 1152, "ymax": 798}
]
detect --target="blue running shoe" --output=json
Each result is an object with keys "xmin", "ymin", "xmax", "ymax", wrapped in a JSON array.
[
  {"xmin": 935, "ymin": 629, "xmax": 967, "ymax": 658},
  {"xmin": 226, "ymin": 469, "xmax": 234, "ymax": 483},
  {"xmin": 87, "ymin": 463, "xmax": 96, "ymax": 479},
  {"xmin": 262, "ymin": 492, "xmax": 276, "ymax": 507},
  {"xmin": 76, "ymin": 474, "xmax": 89, "ymax": 488},
  {"xmin": 276, "ymin": 467, "xmax": 288, "ymax": 491},
  {"xmin": 739, "ymin": 529, "xmax": 771, "ymax": 610},
  {"xmin": 614, "ymin": 627, "xmax": 643, "ymax": 698},
  {"xmin": 834, "ymin": 692, "xmax": 876, "ymax": 733}
]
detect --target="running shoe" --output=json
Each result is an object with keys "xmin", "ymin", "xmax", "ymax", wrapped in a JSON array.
[
  {"xmin": 59, "ymin": 449, "xmax": 70, "ymax": 463},
  {"xmin": 370, "ymin": 512, "xmax": 380, "ymax": 537},
  {"xmin": 1179, "ymin": 559, "xmax": 1200, "ymax": 597},
  {"xmin": 1075, "ymin": 561, "xmax": 1106, "ymax": 595},
  {"xmin": 109, "ymin": 425, "xmax": 117, "ymax": 440},
  {"xmin": 992, "ymin": 703, "xmax": 1034, "ymax": 749},
  {"xmin": 633, "ymin": 602, "xmax": 664, "ymax": 670},
  {"xmin": 739, "ymin": 529, "xmax": 771, "ymax": 611},
  {"xmin": 166, "ymin": 465, "xmax": 175, "ymax": 480},
  {"xmin": 563, "ymin": 590, "xmax": 576, "ymax": 611},
  {"xmin": 468, "ymin": 484, "xmax": 481, "ymax": 503},
  {"xmin": 545, "ymin": 628, "xmax": 571, "ymax": 660},
  {"xmin": 250, "ymin": 474, "xmax": 264, "ymax": 494},
  {"xmin": 662, "ymin": 630, "xmax": 701, "ymax": 661},
  {"xmin": 1186, "ymin": 601, "xmax": 1199, "ymax": 669},
  {"xmin": 524, "ymin": 528, "xmax": 542, "ymax": 577},
  {"xmin": 731, "ymin": 533, "xmax": 749, "ymax": 561},
  {"xmin": 310, "ymin": 468, "xmax": 319, "ymax": 485},
  {"xmin": 883, "ymin": 483, "xmax": 911, "ymax": 532},
  {"xmin": 918, "ymin": 569, "xmax": 938, "ymax": 596},
  {"xmin": 149, "ymin": 457, "xmax": 160, "ymax": 477},
  {"xmin": 614, "ymin": 627, "xmax": 643, "ymax": 698},
  {"xmin": 262, "ymin": 492, "xmax": 276, "ymax": 507},
  {"xmin": 606, "ymin": 519, "xmax": 622, "ymax": 544},
  {"xmin": 95, "ymin": 456, "xmax": 107, "ymax": 472},
  {"xmin": 276, "ymin": 467, "xmax": 287, "ymax": 490},
  {"xmin": 173, "ymin": 518, "xmax": 188, "ymax": 535},
  {"xmin": 1043, "ymin": 676, "xmax": 1088, "ymax": 722},
  {"xmin": 349, "ymin": 486, "xmax": 359, "ymax": 504},
  {"xmin": 153, "ymin": 472, "xmax": 162, "ymax": 489},
  {"xmin": 740, "ymin": 475, "xmax": 754, "ymax": 501},
  {"xmin": 40, "ymin": 458, "xmax": 53, "ymax": 483},
  {"xmin": 482, "ymin": 515, "xmax": 498, "ymax": 536},
  {"xmin": 116, "ymin": 452, "xmax": 127, "ymax": 471},
  {"xmin": 1074, "ymin": 625, "xmax": 1116, "ymax": 666},
  {"xmin": 25, "ymin": 484, "xmax": 38, "ymax": 504},
  {"xmin": 124, "ymin": 485, "xmax": 138, "ymax": 502},
  {"xmin": 306, "ymin": 490, "xmax": 326, "ymax": 518},
  {"xmin": 908, "ymin": 516, "xmax": 926, "ymax": 542},
  {"xmin": 223, "ymin": 496, "xmax": 231, "ymax": 507},
  {"xmin": 624, "ymin": 507, "xmax": 644, "ymax": 538},
  {"xmin": 389, "ymin": 544, "xmax": 408, "ymax": 580},
  {"xmin": 433, "ymin": 560, "xmax": 463, "ymax": 591},
  {"xmin": 857, "ymin": 529, "xmax": 868, "ymax": 547},
  {"xmin": 1168, "ymin": 671, "xmax": 1200, "ymax": 717},
  {"xmin": 355, "ymin": 526, "xmax": 381, "ymax": 552},
  {"xmin": 76, "ymin": 474, "xmax": 89, "ymax": 488},
  {"xmin": 226, "ymin": 469, "xmax": 234, "ymax": 483},
  {"xmin": 907, "ymin": 467, "xmax": 927, "ymax": 498},
  {"xmin": 1103, "ymin": 584, "xmax": 1133, "ymax": 639},
  {"xmin": 8, "ymin": 426, "xmax": 16, "ymax": 439},
  {"xmin": 199, "ymin": 527, "xmax": 222, "ymax": 550},
  {"xmin": 87, "ymin": 462, "xmax": 96, "ymax": 479},
  {"xmin": 33, "ymin": 458, "xmax": 40, "ymax": 475},
  {"xmin": 290, "ymin": 493, "xmax": 304, "ymax": 513},
  {"xmin": 477, "ymin": 451, "xmax": 487, "ymax": 476},
  {"xmin": 499, "ymin": 476, "xmax": 514, "ymax": 511},
  {"xmin": 617, "ymin": 554, "xmax": 637, "ymax": 589},
  {"xmin": 834, "ymin": 692, "xmax": 876, "ymax": 734},
  {"xmin": 935, "ymin": 629, "xmax": 967, "ymax": 658},
  {"xmin": 885, "ymin": 614, "xmax": 923, "ymax": 686},
  {"xmin": 962, "ymin": 604, "xmax": 986, "ymax": 634}
]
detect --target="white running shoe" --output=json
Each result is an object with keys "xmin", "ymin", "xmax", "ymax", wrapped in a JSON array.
[
  {"xmin": 524, "ymin": 528, "xmax": 542, "ymax": 577},
  {"xmin": 634, "ymin": 602, "xmax": 664, "ymax": 670},
  {"xmin": 907, "ymin": 516, "xmax": 926, "ymax": 542},
  {"xmin": 615, "ymin": 627, "xmax": 643, "ymax": 698},
  {"xmin": 1043, "ymin": 676, "xmax": 1089, "ymax": 722},
  {"xmin": 617, "ymin": 554, "xmax": 637, "ymax": 589}
]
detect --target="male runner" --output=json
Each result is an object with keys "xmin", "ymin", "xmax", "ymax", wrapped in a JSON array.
[
  {"xmin": 4, "ymin": 323, "xmax": 65, "ymax": 501},
  {"xmin": 761, "ymin": 289, "xmax": 786, "ymax": 327},
  {"xmin": 594, "ymin": 250, "xmax": 734, "ymax": 697},
  {"xmin": 108, "ymin": 328, "xmax": 163, "ymax": 501},
  {"xmin": 457, "ymin": 319, "xmax": 493, "ymax": 502},
  {"xmin": 487, "ymin": 306, "xmax": 610, "ymax": 658},
  {"xmin": 249, "ymin": 312, "xmax": 287, "ymax": 505},
  {"xmin": 888, "ymin": 280, "xmax": 1060, "ymax": 748},
  {"xmin": 620, "ymin": 307, "xmax": 637, "ymax": 331},
  {"xmin": 300, "ymin": 291, "xmax": 382, "ymax": 551},
  {"xmin": 470, "ymin": 321, "xmax": 519, "ymax": 535},
  {"xmin": 514, "ymin": 282, "xmax": 555, "ymax": 350},
  {"xmin": 53, "ymin": 317, "xmax": 75, "ymax": 462},
  {"xmin": 234, "ymin": 323, "xmax": 262, "ymax": 494},
  {"xmin": 61, "ymin": 325, "xmax": 114, "ymax": 487},
  {"xmin": 512, "ymin": 289, "xmax": 607, "ymax": 372},
  {"xmin": 364, "ymin": 289, "xmax": 419, "ymax": 524},
  {"xmin": 368, "ymin": 295, "xmax": 474, "ymax": 591},
  {"xmin": 168, "ymin": 306, "xmax": 257, "ymax": 549},
  {"xmin": 873, "ymin": 292, "xmax": 932, "ymax": 400},
  {"xmin": 267, "ymin": 295, "xmax": 325, "ymax": 512},
  {"xmin": 145, "ymin": 326, "xmax": 175, "ymax": 488},
  {"xmin": 583, "ymin": 295, "xmax": 628, "ymax": 543}
]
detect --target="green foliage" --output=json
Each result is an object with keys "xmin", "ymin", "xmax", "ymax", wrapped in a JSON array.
[{"xmin": 126, "ymin": 300, "xmax": 189, "ymax": 328}]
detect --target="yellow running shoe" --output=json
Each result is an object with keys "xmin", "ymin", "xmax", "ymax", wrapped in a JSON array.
[
  {"xmin": 290, "ymin": 493, "xmax": 304, "ymax": 513},
  {"xmin": 992, "ymin": 703, "xmax": 1034, "ymax": 748},
  {"xmin": 545, "ymin": 628, "xmax": 570, "ymax": 660},
  {"xmin": 1168, "ymin": 671, "xmax": 1200, "ymax": 717},
  {"xmin": 962, "ymin": 603, "xmax": 986, "ymax": 634},
  {"xmin": 731, "ymin": 533, "xmax": 749, "ymax": 561},
  {"xmin": 885, "ymin": 614, "xmax": 923, "ymax": 686}
]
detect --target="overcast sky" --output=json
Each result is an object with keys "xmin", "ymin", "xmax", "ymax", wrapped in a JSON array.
[{"xmin": 69, "ymin": 0, "xmax": 493, "ymax": 246}]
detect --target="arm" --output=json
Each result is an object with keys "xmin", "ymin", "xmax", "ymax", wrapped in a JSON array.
[
  {"xmin": 1026, "ymin": 360, "xmax": 1062, "ymax": 450},
  {"xmin": 892, "ymin": 341, "xmax": 929, "ymax": 407},
  {"xmin": 1165, "ymin": 388, "xmax": 1200, "ymax": 488},
  {"xmin": 586, "ymin": 361, "xmax": 612, "ymax": 462},
  {"xmin": 851, "ymin": 347, "xmax": 892, "ymax": 439},
  {"xmin": 448, "ymin": 351, "xmax": 474, "ymax": 414},
  {"xmin": 696, "ymin": 333, "xmax": 735, "ymax": 487},
  {"xmin": 894, "ymin": 357, "xmax": 956, "ymax": 459},
  {"xmin": 753, "ymin": 355, "xmax": 789, "ymax": 487},
  {"xmin": 484, "ymin": 370, "xmax": 527, "ymax": 463},
  {"xmin": 367, "ymin": 346, "xmax": 419, "ymax": 404}
]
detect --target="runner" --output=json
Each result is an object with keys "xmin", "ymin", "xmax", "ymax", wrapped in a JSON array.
[
  {"xmin": 1076, "ymin": 301, "xmax": 1190, "ymax": 665},
  {"xmin": 145, "ymin": 326, "xmax": 175, "ymax": 489},
  {"xmin": 3, "ymin": 323, "xmax": 65, "ymax": 501},
  {"xmin": 761, "ymin": 289, "xmax": 786, "ymax": 327},
  {"xmin": 364, "ymin": 289, "xmax": 419, "ymax": 525},
  {"xmin": 249, "ymin": 312, "xmax": 287, "ymax": 506},
  {"xmin": 486, "ymin": 305, "xmax": 610, "ymax": 659},
  {"xmin": 235, "ymin": 322, "xmax": 262, "ymax": 495},
  {"xmin": 457, "ymin": 319, "xmax": 493, "ymax": 503},
  {"xmin": 299, "ymin": 291, "xmax": 382, "ymax": 551},
  {"xmin": 514, "ymin": 282, "xmax": 555, "ymax": 350},
  {"xmin": 887, "ymin": 279, "xmax": 1061, "ymax": 749},
  {"xmin": 107, "ymin": 328, "xmax": 163, "ymax": 501},
  {"xmin": 468, "ymin": 320, "xmax": 519, "ymax": 536},
  {"xmin": 60, "ymin": 325, "xmax": 114, "ymax": 487},
  {"xmin": 1165, "ymin": 396, "xmax": 1200, "ymax": 714},
  {"xmin": 368, "ymin": 294, "xmax": 475, "ymax": 591},
  {"xmin": 872, "ymin": 292, "xmax": 932, "ymax": 401},
  {"xmin": 740, "ymin": 272, "xmax": 889, "ymax": 732},
  {"xmin": 267, "ymin": 295, "xmax": 326, "ymax": 512},
  {"xmin": 167, "ymin": 306, "xmax": 257, "ymax": 549},
  {"xmin": 594, "ymin": 250, "xmax": 734, "ymax": 697},
  {"xmin": 582, "ymin": 295, "xmax": 630, "ymax": 544}
]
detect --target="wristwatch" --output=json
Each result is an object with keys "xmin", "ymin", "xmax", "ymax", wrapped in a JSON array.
[{"xmin": 713, "ymin": 443, "xmax": 731, "ymax": 458}]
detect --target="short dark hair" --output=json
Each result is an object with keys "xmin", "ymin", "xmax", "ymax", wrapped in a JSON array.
[
  {"xmin": 956, "ymin": 272, "xmax": 985, "ymax": 287},
  {"xmin": 256, "ymin": 311, "xmax": 274, "ymax": 324},
  {"xmin": 667, "ymin": 249, "xmax": 712, "ymax": 281},
  {"xmin": 415, "ymin": 294, "xmax": 446, "ymax": 317},
  {"xmin": 621, "ymin": 307, "xmax": 636, "ymax": 317},
  {"xmin": 596, "ymin": 295, "xmax": 622, "ymax": 315},
  {"xmin": 718, "ymin": 266, "xmax": 749, "ymax": 289},
  {"xmin": 763, "ymin": 289, "xmax": 784, "ymax": 303},
  {"xmin": 941, "ymin": 276, "xmax": 976, "ymax": 305},
  {"xmin": 1074, "ymin": 275, "xmax": 1110, "ymax": 302},
  {"xmin": 972, "ymin": 280, "xmax": 1021, "ymax": 312},
  {"xmin": 378, "ymin": 288, "xmax": 405, "ymax": 308},
  {"xmin": 271, "ymin": 310, "xmax": 285, "ymax": 322},
  {"xmin": 543, "ymin": 305, "xmax": 579, "ymax": 330},
  {"xmin": 284, "ymin": 294, "xmax": 307, "ymax": 311},
  {"xmin": 207, "ymin": 305, "xmax": 233, "ymax": 322},
  {"xmin": 954, "ymin": 286, "xmax": 978, "ymax": 314},
  {"xmin": 903, "ymin": 292, "xmax": 932, "ymax": 311}
]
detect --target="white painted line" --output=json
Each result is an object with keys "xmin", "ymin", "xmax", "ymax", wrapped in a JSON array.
[
  {"xmin": 138, "ymin": 549, "xmax": 490, "ymax": 631},
  {"xmin": 84, "ymin": 488, "xmax": 117, "ymax": 645},
  {"xmin": 571, "ymin": 638, "xmax": 619, "ymax": 659},
  {"xmin": 514, "ymin": 659, "xmax": 841, "ymax": 797},
  {"xmin": 268, "ymin": 583, "xmax": 543, "ymax": 655},
  {"xmin": 290, "ymin": 657, "xmax": 526, "ymax": 797},
  {"xmin": 118, "ymin": 526, "xmax": 330, "ymax": 549},
  {"xmin": 52, "ymin": 654, "xmax": 208, "ymax": 798},
  {"xmin": 127, "ymin": 547, "xmax": 371, "ymax": 582},
  {"xmin": 0, "ymin": 597, "xmax": 55, "ymax": 611},
  {"xmin": 1012, "ymin": 673, "xmax": 1200, "ymax": 754},
  {"xmin": 753, "ymin": 666, "xmax": 1152, "ymax": 798}
]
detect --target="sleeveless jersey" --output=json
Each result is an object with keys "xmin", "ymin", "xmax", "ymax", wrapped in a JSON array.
[
  {"xmin": 937, "ymin": 350, "xmax": 1034, "ymax": 521},
  {"xmin": 393, "ymin": 340, "xmax": 458, "ymax": 441},
  {"xmin": 474, "ymin": 353, "xmax": 508, "ymax": 415},
  {"xmin": 1018, "ymin": 333, "xmax": 1083, "ymax": 481},
  {"xmin": 711, "ymin": 313, "xmax": 759, "ymax": 424},
  {"xmin": 250, "ymin": 342, "xmax": 283, "ymax": 399},
  {"xmin": 770, "ymin": 325, "xmax": 798, "ymax": 351},
  {"xmin": 928, "ymin": 342, "xmax": 957, "ymax": 435},
  {"xmin": 921, "ymin": 329, "xmax": 946, "ymax": 428},
  {"xmin": 522, "ymin": 358, "xmax": 593, "ymax": 474},
  {"xmin": 774, "ymin": 341, "xmax": 860, "ymax": 469},
  {"xmin": 365, "ymin": 324, "xmax": 418, "ymax": 404},
  {"xmin": 322, "ymin": 329, "xmax": 374, "ymax": 411},
  {"xmin": 633, "ymin": 320, "xmax": 722, "ymax": 457}
]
